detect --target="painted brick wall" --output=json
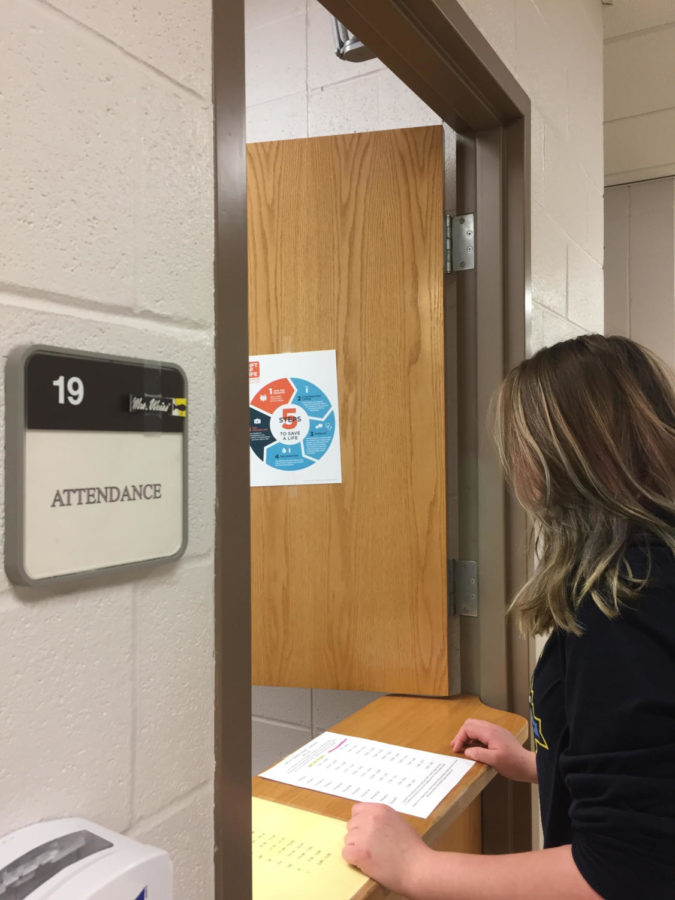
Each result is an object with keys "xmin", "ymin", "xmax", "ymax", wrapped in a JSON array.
[
  {"xmin": 246, "ymin": 0, "xmax": 605, "ymax": 776},
  {"xmin": 0, "ymin": 2, "xmax": 215, "ymax": 898},
  {"xmin": 456, "ymin": 0, "xmax": 605, "ymax": 345}
]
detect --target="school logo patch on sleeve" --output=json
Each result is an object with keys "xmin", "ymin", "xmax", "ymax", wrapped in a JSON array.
[{"xmin": 529, "ymin": 685, "xmax": 549, "ymax": 752}]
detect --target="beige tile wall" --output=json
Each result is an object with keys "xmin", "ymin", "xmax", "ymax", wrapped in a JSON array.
[{"xmin": 605, "ymin": 177, "xmax": 675, "ymax": 365}]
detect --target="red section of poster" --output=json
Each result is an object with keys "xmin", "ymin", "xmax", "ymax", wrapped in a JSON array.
[{"xmin": 251, "ymin": 378, "xmax": 294, "ymax": 415}]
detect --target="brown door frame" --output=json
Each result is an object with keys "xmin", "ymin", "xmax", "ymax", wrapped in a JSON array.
[
  {"xmin": 213, "ymin": 3, "xmax": 251, "ymax": 899},
  {"xmin": 214, "ymin": 0, "xmax": 531, "ymax": 895}
]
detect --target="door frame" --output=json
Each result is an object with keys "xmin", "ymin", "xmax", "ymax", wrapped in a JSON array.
[{"xmin": 213, "ymin": 1, "xmax": 532, "ymax": 895}]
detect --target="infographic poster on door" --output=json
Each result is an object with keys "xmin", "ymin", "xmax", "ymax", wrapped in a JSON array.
[{"xmin": 249, "ymin": 350, "xmax": 342, "ymax": 487}]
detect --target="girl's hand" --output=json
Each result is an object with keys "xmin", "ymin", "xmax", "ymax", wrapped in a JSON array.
[
  {"xmin": 451, "ymin": 718, "xmax": 537, "ymax": 783},
  {"xmin": 343, "ymin": 803, "xmax": 431, "ymax": 895}
]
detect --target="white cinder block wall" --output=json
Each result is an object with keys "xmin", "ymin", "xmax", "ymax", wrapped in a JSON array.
[
  {"xmin": 466, "ymin": 0, "xmax": 605, "ymax": 346},
  {"xmin": 247, "ymin": 0, "xmax": 605, "ymax": 774},
  {"xmin": 0, "ymin": 2, "xmax": 215, "ymax": 898}
]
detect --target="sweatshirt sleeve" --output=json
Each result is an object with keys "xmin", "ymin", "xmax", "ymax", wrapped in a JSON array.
[{"xmin": 560, "ymin": 578, "xmax": 675, "ymax": 900}]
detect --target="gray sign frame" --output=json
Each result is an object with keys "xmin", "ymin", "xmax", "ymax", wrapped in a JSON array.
[{"xmin": 5, "ymin": 345, "xmax": 188, "ymax": 587}]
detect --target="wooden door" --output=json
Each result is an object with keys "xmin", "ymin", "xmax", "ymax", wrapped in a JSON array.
[{"xmin": 248, "ymin": 126, "xmax": 448, "ymax": 694}]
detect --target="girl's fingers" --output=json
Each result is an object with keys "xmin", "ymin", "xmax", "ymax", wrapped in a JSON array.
[{"xmin": 452, "ymin": 718, "xmax": 496, "ymax": 750}]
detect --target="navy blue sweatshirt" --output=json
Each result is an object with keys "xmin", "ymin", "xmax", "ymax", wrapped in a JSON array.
[{"xmin": 531, "ymin": 540, "xmax": 675, "ymax": 899}]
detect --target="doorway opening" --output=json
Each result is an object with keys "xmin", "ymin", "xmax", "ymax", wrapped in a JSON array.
[
  {"xmin": 245, "ymin": 1, "xmax": 461, "ymax": 777},
  {"xmin": 214, "ymin": 2, "xmax": 532, "ymax": 895}
]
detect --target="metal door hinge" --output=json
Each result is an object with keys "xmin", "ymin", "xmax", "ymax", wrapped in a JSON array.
[
  {"xmin": 448, "ymin": 559, "xmax": 478, "ymax": 617},
  {"xmin": 444, "ymin": 212, "xmax": 475, "ymax": 274}
]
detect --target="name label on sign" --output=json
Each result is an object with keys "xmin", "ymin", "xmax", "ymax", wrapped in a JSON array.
[{"xmin": 129, "ymin": 394, "xmax": 187, "ymax": 416}]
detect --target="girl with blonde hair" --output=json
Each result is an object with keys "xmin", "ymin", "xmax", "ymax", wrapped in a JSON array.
[{"xmin": 343, "ymin": 335, "xmax": 675, "ymax": 899}]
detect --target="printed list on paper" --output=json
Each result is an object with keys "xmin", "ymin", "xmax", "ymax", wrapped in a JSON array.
[
  {"xmin": 252, "ymin": 798, "xmax": 369, "ymax": 899},
  {"xmin": 259, "ymin": 732, "xmax": 475, "ymax": 819}
]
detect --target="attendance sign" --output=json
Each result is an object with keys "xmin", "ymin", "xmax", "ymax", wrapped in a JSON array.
[{"xmin": 5, "ymin": 346, "xmax": 188, "ymax": 586}]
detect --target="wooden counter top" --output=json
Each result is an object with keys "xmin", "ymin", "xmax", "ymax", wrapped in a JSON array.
[{"xmin": 253, "ymin": 694, "xmax": 528, "ymax": 899}]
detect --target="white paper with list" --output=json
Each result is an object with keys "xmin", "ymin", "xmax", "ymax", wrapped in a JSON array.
[{"xmin": 259, "ymin": 732, "xmax": 475, "ymax": 819}]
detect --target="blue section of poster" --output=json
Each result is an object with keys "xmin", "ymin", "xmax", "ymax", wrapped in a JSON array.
[
  {"xmin": 249, "ymin": 408, "xmax": 274, "ymax": 461},
  {"xmin": 291, "ymin": 379, "xmax": 331, "ymax": 417},
  {"xmin": 303, "ymin": 411, "xmax": 336, "ymax": 459},
  {"xmin": 264, "ymin": 441, "xmax": 313, "ymax": 470}
]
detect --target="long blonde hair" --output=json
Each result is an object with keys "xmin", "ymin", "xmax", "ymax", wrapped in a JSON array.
[{"xmin": 496, "ymin": 335, "xmax": 675, "ymax": 635}]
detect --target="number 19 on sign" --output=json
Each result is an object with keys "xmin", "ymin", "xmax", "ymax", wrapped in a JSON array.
[{"xmin": 52, "ymin": 375, "xmax": 84, "ymax": 406}]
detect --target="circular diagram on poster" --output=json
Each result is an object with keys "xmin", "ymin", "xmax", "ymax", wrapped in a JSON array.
[{"xmin": 249, "ymin": 377, "xmax": 336, "ymax": 471}]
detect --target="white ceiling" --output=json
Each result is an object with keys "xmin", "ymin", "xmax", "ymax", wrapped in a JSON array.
[{"xmin": 603, "ymin": 0, "xmax": 675, "ymax": 41}]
